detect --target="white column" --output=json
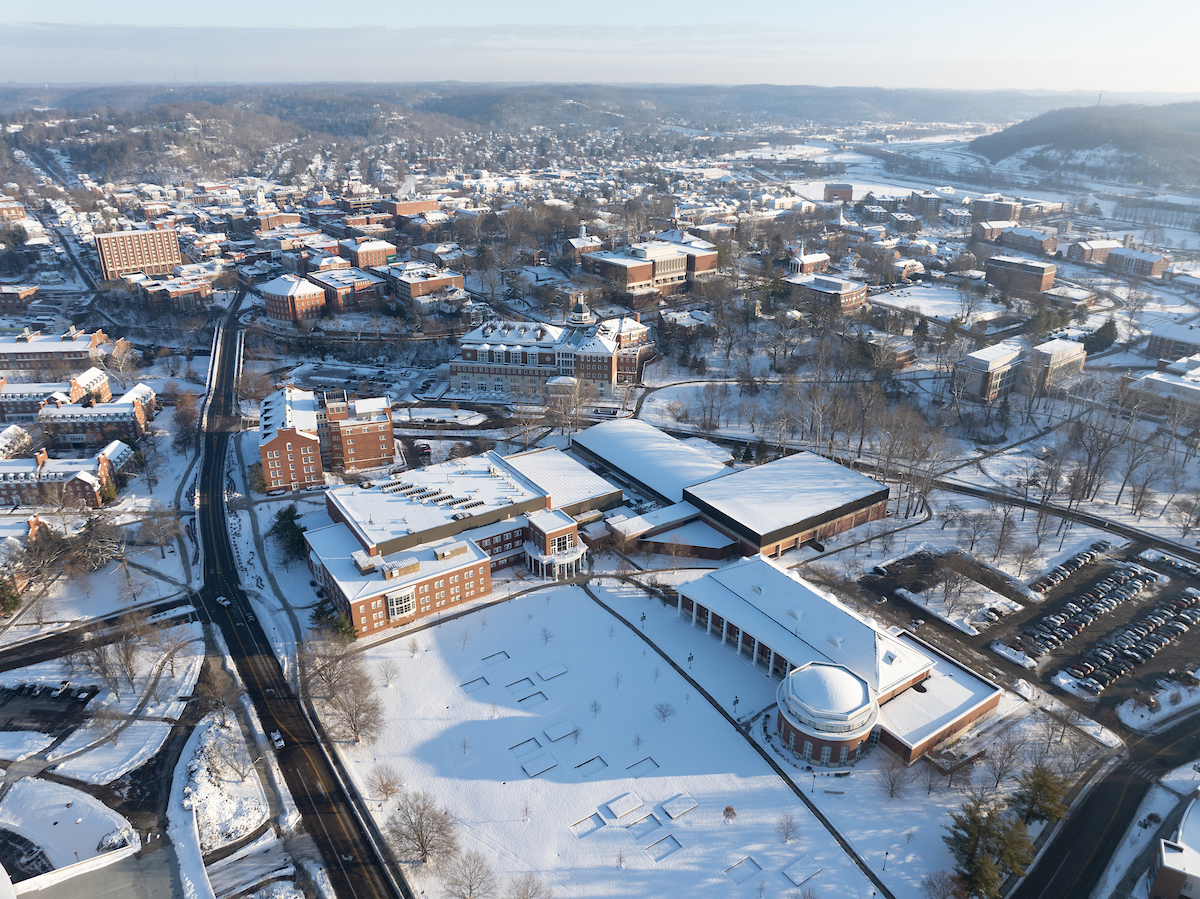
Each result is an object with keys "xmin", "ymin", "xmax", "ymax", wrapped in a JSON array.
[
  {"xmin": 691, "ymin": 602, "xmax": 698, "ymax": 626},
  {"xmin": 766, "ymin": 647, "xmax": 775, "ymax": 675},
  {"xmin": 705, "ymin": 612, "xmax": 713, "ymax": 636},
  {"xmin": 737, "ymin": 629, "xmax": 743, "ymax": 655},
  {"xmin": 721, "ymin": 618, "xmax": 728, "ymax": 645},
  {"xmin": 676, "ymin": 593, "xmax": 683, "ymax": 619}
]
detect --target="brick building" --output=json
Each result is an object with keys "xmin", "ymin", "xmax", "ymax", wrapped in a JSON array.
[
  {"xmin": 337, "ymin": 237, "xmax": 396, "ymax": 269},
  {"xmin": 0, "ymin": 197, "xmax": 25, "ymax": 222},
  {"xmin": 38, "ymin": 383, "xmax": 155, "ymax": 449},
  {"xmin": 380, "ymin": 198, "xmax": 439, "ymax": 217},
  {"xmin": 258, "ymin": 386, "xmax": 324, "ymax": 493},
  {"xmin": 1066, "ymin": 239, "xmax": 1122, "ymax": 265},
  {"xmin": 0, "ymin": 285, "xmax": 38, "ymax": 313},
  {"xmin": 0, "ymin": 440, "xmax": 132, "ymax": 509},
  {"xmin": 0, "ymin": 367, "xmax": 110, "ymax": 423},
  {"xmin": 787, "ymin": 274, "xmax": 869, "ymax": 313},
  {"xmin": 985, "ymin": 256, "xmax": 1056, "ymax": 294},
  {"xmin": 94, "ymin": 229, "xmax": 183, "ymax": 281},
  {"xmin": 304, "ymin": 268, "xmax": 386, "ymax": 314},
  {"xmin": 997, "ymin": 227, "xmax": 1058, "ymax": 255},
  {"xmin": 373, "ymin": 263, "xmax": 465, "ymax": 306},
  {"xmin": 582, "ymin": 239, "xmax": 717, "ymax": 299},
  {"xmin": 824, "ymin": 183, "xmax": 853, "ymax": 202},
  {"xmin": 1148, "ymin": 323, "xmax": 1200, "ymax": 361},
  {"xmin": 910, "ymin": 191, "xmax": 943, "ymax": 218},
  {"xmin": 143, "ymin": 278, "xmax": 213, "ymax": 313},
  {"xmin": 325, "ymin": 395, "xmax": 395, "ymax": 473},
  {"xmin": 260, "ymin": 274, "xmax": 327, "ymax": 324},
  {"xmin": 971, "ymin": 198, "xmax": 1022, "ymax": 221},
  {"xmin": 788, "ymin": 252, "xmax": 830, "ymax": 275},
  {"xmin": 0, "ymin": 328, "xmax": 110, "ymax": 374},
  {"xmin": 1106, "ymin": 247, "xmax": 1169, "ymax": 278}
]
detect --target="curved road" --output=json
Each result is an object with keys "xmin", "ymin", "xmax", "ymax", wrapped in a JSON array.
[{"xmin": 196, "ymin": 296, "xmax": 405, "ymax": 899}]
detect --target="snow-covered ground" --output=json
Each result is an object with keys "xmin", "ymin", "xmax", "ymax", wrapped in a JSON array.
[
  {"xmin": 182, "ymin": 715, "xmax": 269, "ymax": 852},
  {"xmin": 0, "ymin": 777, "xmax": 138, "ymax": 869},
  {"xmin": 340, "ymin": 584, "xmax": 880, "ymax": 899},
  {"xmin": 1088, "ymin": 784, "xmax": 1181, "ymax": 899},
  {"xmin": 1117, "ymin": 666, "xmax": 1200, "ymax": 733}
]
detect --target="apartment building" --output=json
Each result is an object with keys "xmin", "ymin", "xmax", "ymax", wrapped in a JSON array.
[
  {"xmin": 0, "ymin": 367, "xmax": 110, "ymax": 422},
  {"xmin": 1148, "ymin": 323, "xmax": 1200, "ymax": 361},
  {"xmin": 372, "ymin": 262, "xmax": 465, "ymax": 306},
  {"xmin": 38, "ymin": 383, "xmax": 156, "ymax": 449},
  {"xmin": 0, "ymin": 197, "xmax": 25, "ymax": 222},
  {"xmin": 94, "ymin": 229, "xmax": 183, "ymax": 281},
  {"xmin": 954, "ymin": 339, "xmax": 1086, "ymax": 402},
  {"xmin": 325, "ymin": 396, "xmax": 395, "ymax": 473},
  {"xmin": 0, "ymin": 441, "xmax": 132, "ymax": 509},
  {"xmin": 910, "ymin": 191, "xmax": 943, "ymax": 218},
  {"xmin": 142, "ymin": 277, "xmax": 213, "ymax": 313},
  {"xmin": 258, "ymin": 386, "xmax": 323, "ymax": 493},
  {"xmin": 997, "ymin": 227, "xmax": 1058, "ymax": 256},
  {"xmin": 381, "ymin": 198, "xmax": 439, "ymax": 217},
  {"xmin": 971, "ymin": 198, "xmax": 1022, "ymax": 221},
  {"xmin": 1066, "ymin": 239, "xmax": 1122, "ymax": 265},
  {"xmin": 0, "ymin": 328, "xmax": 110, "ymax": 374},
  {"xmin": 824, "ymin": 183, "xmax": 853, "ymax": 202},
  {"xmin": 1106, "ymin": 247, "xmax": 1169, "ymax": 278}
]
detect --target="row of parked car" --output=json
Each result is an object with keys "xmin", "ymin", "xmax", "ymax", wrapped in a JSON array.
[
  {"xmin": 1011, "ymin": 562, "xmax": 1154, "ymax": 660},
  {"xmin": 1066, "ymin": 589, "xmax": 1200, "ymax": 694},
  {"xmin": 1, "ymin": 681, "xmax": 95, "ymax": 703},
  {"xmin": 1030, "ymin": 541, "xmax": 1113, "ymax": 593}
]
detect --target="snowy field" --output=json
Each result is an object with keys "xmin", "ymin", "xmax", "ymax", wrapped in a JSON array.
[
  {"xmin": 343, "ymin": 585, "xmax": 879, "ymax": 899},
  {"xmin": 182, "ymin": 715, "xmax": 270, "ymax": 852},
  {"xmin": 0, "ymin": 777, "xmax": 137, "ymax": 869}
]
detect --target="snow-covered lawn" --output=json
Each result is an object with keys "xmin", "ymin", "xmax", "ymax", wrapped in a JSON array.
[
  {"xmin": 342, "ymin": 585, "xmax": 879, "ymax": 899},
  {"xmin": 0, "ymin": 731, "xmax": 53, "ymax": 761},
  {"xmin": 182, "ymin": 716, "xmax": 269, "ymax": 852},
  {"xmin": 54, "ymin": 721, "xmax": 173, "ymax": 784}
]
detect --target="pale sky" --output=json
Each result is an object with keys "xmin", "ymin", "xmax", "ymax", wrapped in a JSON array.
[{"xmin": 0, "ymin": 0, "xmax": 1196, "ymax": 91}]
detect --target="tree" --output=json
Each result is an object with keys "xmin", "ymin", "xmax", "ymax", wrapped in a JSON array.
[
  {"xmin": 106, "ymin": 338, "xmax": 139, "ymax": 389},
  {"xmin": 301, "ymin": 626, "xmax": 357, "ymax": 699},
  {"xmin": 266, "ymin": 503, "xmax": 308, "ymax": 565},
  {"xmin": 140, "ymin": 502, "xmax": 181, "ymax": 558},
  {"xmin": 151, "ymin": 622, "xmax": 193, "ymax": 677},
  {"xmin": 921, "ymin": 870, "xmax": 958, "ymax": 899},
  {"xmin": 196, "ymin": 665, "xmax": 240, "ymax": 727},
  {"xmin": 775, "ymin": 813, "xmax": 797, "ymax": 844},
  {"xmin": 982, "ymin": 733, "xmax": 1023, "ymax": 790},
  {"xmin": 1011, "ymin": 763, "xmax": 1068, "ymax": 825},
  {"xmin": 723, "ymin": 805, "xmax": 737, "ymax": 823},
  {"xmin": 172, "ymin": 392, "xmax": 200, "ymax": 453},
  {"xmin": 943, "ymin": 799, "xmax": 1035, "ymax": 899},
  {"xmin": 1083, "ymin": 317, "xmax": 1118, "ymax": 355},
  {"xmin": 328, "ymin": 666, "xmax": 383, "ymax": 744},
  {"xmin": 654, "ymin": 702, "xmax": 677, "ymax": 722},
  {"xmin": 443, "ymin": 850, "xmax": 499, "ymax": 899},
  {"xmin": 378, "ymin": 658, "xmax": 399, "ymax": 687},
  {"xmin": 388, "ymin": 790, "xmax": 458, "ymax": 864},
  {"xmin": 877, "ymin": 755, "xmax": 914, "ymax": 798},
  {"xmin": 368, "ymin": 762, "xmax": 403, "ymax": 803},
  {"xmin": 505, "ymin": 872, "xmax": 553, "ymax": 899},
  {"xmin": 91, "ymin": 702, "xmax": 125, "ymax": 745}
]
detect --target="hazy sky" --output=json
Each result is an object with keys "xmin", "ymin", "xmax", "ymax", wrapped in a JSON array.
[{"xmin": 0, "ymin": 0, "xmax": 1196, "ymax": 91}]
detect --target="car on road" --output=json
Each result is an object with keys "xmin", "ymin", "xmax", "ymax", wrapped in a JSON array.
[
  {"xmin": 216, "ymin": 596, "xmax": 231, "ymax": 607},
  {"xmin": 270, "ymin": 730, "xmax": 285, "ymax": 750}
]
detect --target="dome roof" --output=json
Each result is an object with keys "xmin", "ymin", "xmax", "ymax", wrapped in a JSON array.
[{"xmin": 786, "ymin": 663, "xmax": 871, "ymax": 716}]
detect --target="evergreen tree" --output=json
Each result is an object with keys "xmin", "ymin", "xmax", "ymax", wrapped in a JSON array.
[
  {"xmin": 1084, "ymin": 317, "xmax": 1119, "ymax": 354},
  {"xmin": 1011, "ymin": 763, "xmax": 1069, "ymax": 825}
]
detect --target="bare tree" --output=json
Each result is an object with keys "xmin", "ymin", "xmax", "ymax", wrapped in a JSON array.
[
  {"xmin": 301, "ymin": 627, "xmax": 356, "ymax": 698},
  {"xmin": 723, "ymin": 804, "xmax": 737, "ymax": 823},
  {"xmin": 982, "ymin": 732, "xmax": 1023, "ymax": 790},
  {"xmin": 590, "ymin": 700, "xmax": 601, "ymax": 717},
  {"xmin": 196, "ymin": 665, "xmax": 240, "ymax": 727},
  {"xmin": 328, "ymin": 667, "xmax": 383, "ymax": 744},
  {"xmin": 920, "ymin": 760, "xmax": 942, "ymax": 795},
  {"xmin": 408, "ymin": 637, "xmax": 419, "ymax": 658},
  {"xmin": 368, "ymin": 762, "xmax": 403, "ymax": 803},
  {"xmin": 388, "ymin": 790, "xmax": 458, "ymax": 864},
  {"xmin": 1012, "ymin": 543, "xmax": 1039, "ymax": 578},
  {"xmin": 443, "ymin": 850, "xmax": 498, "ymax": 899},
  {"xmin": 654, "ymin": 702, "xmax": 677, "ymax": 722},
  {"xmin": 378, "ymin": 658, "xmax": 399, "ymax": 687},
  {"xmin": 91, "ymin": 702, "xmax": 124, "ymax": 745},
  {"xmin": 217, "ymin": 726, "xmax": 257, "ymax": 781},
  {"xmin": 139, "ymin": 503, "xmax": 181, "ymax": 559},
  {"xmin": 151, "ymin": 622, "xmax": 193, "ymax": 677},
  {"xmin": 774, "ymin": 813, "xmax": 797, "ymax": 844},
  {"xmin": 505, "ymin": 872, "xmax": 553, "ymax": 899},
  {"xmin": 877, "ymin": 755, "xmax": 914, "ymax": 799},
  {"xmin": 938, "ymin": 567, "xmax": 971, "ymax": 616},
  {"xmin": 922, "ymin": 870, "xmax": 958, "ymax": 899}
]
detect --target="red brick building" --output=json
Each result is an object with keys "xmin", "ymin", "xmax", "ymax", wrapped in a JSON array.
[
  {"xmin": 1106, "ymin": 247, "xmax": 1169, "ymax": 278},
  {"xmin": 338, "ymin": 237, "xmax": 396, "ymax": 269},
  {"xmin": 258, "ymin": 386, "xmax": 324, "ymax": 493},
  {"xmin": 0, "ymin": 285, "xmax": 38, "ymax": 312},
  {"xmin": 304, "ymin": 268, "xmax": 386, "ymax": 314},
  {"xmin": 325, "ymin": 396, "xmax": 395, "ymax": 473},
  {"xmin": 261, "ymin": 274, "xmax": 326, "ymax": 324}
]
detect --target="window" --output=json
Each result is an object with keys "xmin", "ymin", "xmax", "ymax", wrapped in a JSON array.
[
  {"xmin": 839, "ymin": 746, "xmax": 848, "ymax": 765},
  {"xmin": 551, "ymin": 533, "xmax": 572, "ymax": 554},
  {"xmin": 820, "ymin": 746, "xmax": 831, "ymax": 765},
  {"xmin": 802, "ymin": 741, "xmax": 812, "ymax": 760},
  {"xmin": 387, "ymin": 592, "xmax": 415, "ymax": 619}
]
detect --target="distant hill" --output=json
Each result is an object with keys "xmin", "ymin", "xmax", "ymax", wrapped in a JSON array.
[{"xmin": 969, "ymin": 102, "xmax": 1200, "ymax": 188}]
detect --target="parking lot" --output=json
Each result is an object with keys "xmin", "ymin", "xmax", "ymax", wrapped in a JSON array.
[
  {"xmin": 0, "ymin": 683, "xmax": 98, "ymax": 737},
  {"xmin": 860, "ymin": 543, "xmax": 1200, "ymax": 715}
]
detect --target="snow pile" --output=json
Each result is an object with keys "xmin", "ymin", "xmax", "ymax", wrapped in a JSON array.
[
  {"xmin": 182, "ymin": 718, "xmax": 269, "ymax": 852},
  {"xmin": 55, "ymin": 721, "xmax": 174, "ymax": 784},
  {"xmin": 1116, "ymin": 669, "xmax": 1200, "ymax": 734},
  {"xmin": 244, "ymin": 882, "xmax": 305, "ymax": 899}
]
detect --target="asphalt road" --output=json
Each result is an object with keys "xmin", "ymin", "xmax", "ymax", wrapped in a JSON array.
[{"xmin": 196, "ymin": 292, "xmax": 403, "ymax": 899}]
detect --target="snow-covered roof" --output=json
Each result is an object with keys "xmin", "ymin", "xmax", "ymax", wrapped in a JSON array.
[
  {"xmin": 571, "ymin": 420, "xmax": 728, "ymax": 503},
  {"xmin": 960, "ymin": 342, "xmax": 1023, "ymax": 371},
  {"xmin": 305, "ymin": 524, "xmax": 490, "ymax": 606},
  {"xmin": 325, "ymin": 451, "xmax": 547, "ymax": 553},
  {"xmin": 783, "ymin": 662, "xmax": 872, "ymax": 717},
  {"xmin": 678, "ymin": 556, "xmax": 932, "ymax": 697},
  {"xmin": 259, "ymin": 386, "xmax": 319, "ymax": 445},
  {"xmin": 259, "ymin": 274, "xmax": 323, "ymax": 299},
  {"xmin": 501, "ymin": 447, "xmax": 620, "ymax": 513},
  {"xmin": 875, "ymin": 634, "xmax": 1001, "ymax": 749},
  {"xmin": 683, "ymin": 452, "xmax": 887, "ymax": 541}
]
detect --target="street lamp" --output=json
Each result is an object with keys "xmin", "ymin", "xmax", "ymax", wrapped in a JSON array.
[
  {"xmin": 733, "ymin": 696, "xmax": 739, "ymax": 716},
  {"xmin": 687, "ymin": 653, "xmax": 693, "ymax": 669},
  {"xmin": 640, "ymin": 613, "xmax": 646, "ymax": 629},
  {"xmin": 883, "ymin": 851, "xmax": 890, "ymax": 871}
]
